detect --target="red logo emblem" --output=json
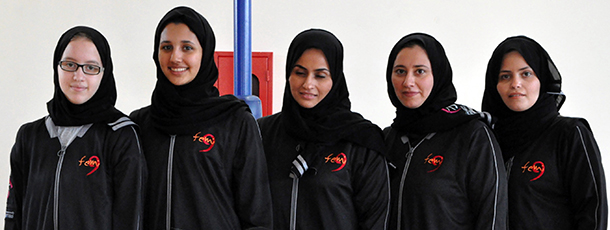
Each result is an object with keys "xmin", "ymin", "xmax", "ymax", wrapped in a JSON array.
[
  {"xmin": 325, "ymin": 153, "xmax": 347, "ymax": 172},
  {"xmin": 193, "ymin": 132, "xmax": 215, "ymax": 152},
  {"xmin": 521, "ymin": 161, "xmax": 545, "ymax": 181},
  {"xmin": 424, "ymin": 153, "xmax": 443, "ymax": 173},
  {"xmin": 79, "ymin": 156, "xmax": 101, "ymax": 176}
]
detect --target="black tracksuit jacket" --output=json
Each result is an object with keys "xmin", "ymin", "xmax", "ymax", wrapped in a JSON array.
[
  {"xmin": 258, "ymin": 113, "xmax": 390, "ymax": 230},
  {"xmin": 5, "ymin": 116, "xmax": 146, "ymax": 230},
  {"xmin": 385, "ymin": 119, "xmax": 508, "ymax": 230},
  {"xmin": 505, "ymin": 116, "xmax": 607, "ymax": 230},
  {"xmin": 130, "ymin": 106, "xmax": 273, "ymax": 230}
]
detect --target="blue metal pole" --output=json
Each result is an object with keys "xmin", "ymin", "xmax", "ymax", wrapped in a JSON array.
[
  {"xmin": 234, "ymin": 0, "xmax": 262, "ymax": 118},
  {"xmin": 234, "ymin": 0, "xmax": 251, "ymax": 96}
]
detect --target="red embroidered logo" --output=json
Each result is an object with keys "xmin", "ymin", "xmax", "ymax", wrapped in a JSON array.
[
  {"xmin": 521, "ymin": 161, "xmax": 545, "ymax": 181},
  {"xmin": 325, "ymin": 153, "xmax": 347, "ymax": 172},
  {"xmin": 193, "ymin": 132, "xmax": 215, "ymax": 152},
  {"xmin": 424, "ymin": 153, "xmax": 443, "ymax": 173},
  {"xmin": 79, "ymin": 156, "xmax": 100, "ymax": 176}
]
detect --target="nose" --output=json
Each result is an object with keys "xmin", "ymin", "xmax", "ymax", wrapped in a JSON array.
[
  {"xmin": 510, "ymin": 76, "xmax": 521, "ymax": 89},
  {"xmin": 73, "ymin": 67, "xmax": 86, "ymax": 81},
  {"xmin": 302, "ymin": 74, "xmax": 315, "ymax": 89},
  {"xmin": 402, "ymin": 73, "xmax": 415, "ymax": 87},
  {"xmin": 170, "ymin": 50, "xmax": 182, "ymax": 63}
]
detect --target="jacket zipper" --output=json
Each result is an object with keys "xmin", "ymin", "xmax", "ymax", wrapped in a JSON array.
[
  {"xmin": 54, "ymin": 146, "xmax": 67, "ymax": 230},
  {"xmin": 289, "ymin": 177, "xmax": 300, "ymax": 230},
  {"xmin": 166, "ymin": 135, "xmax": 176, "ymax": 230},
  {"xmin": 396, "ymin": 133, "xmax": 433, "ymax": 230}
]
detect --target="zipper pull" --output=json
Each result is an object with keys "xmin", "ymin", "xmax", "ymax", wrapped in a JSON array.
[{"xmin": 57, "ymin": 146, "xmax": 67, "ymax": 157}]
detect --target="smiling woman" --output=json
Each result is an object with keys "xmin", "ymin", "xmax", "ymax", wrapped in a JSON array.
[{"xmin": 158, "ymin": 23, "xmax": 203, "ymax": 86}]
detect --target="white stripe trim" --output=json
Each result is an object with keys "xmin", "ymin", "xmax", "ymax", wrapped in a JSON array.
[
  {"xmin": 483, "ymin": 126, "xmax": 499, "ymax": 230},
  {"xmin": 576, "ymin": 126, "xmax": 600, "ymax": 230}
]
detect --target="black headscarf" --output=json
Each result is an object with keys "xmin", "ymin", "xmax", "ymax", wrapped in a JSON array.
[
  {"xmin": 482, "ymin": 35, "xmax": 564, "ymax": 159},
  {"xmin": 387, "ymin": 33, "xmax": 478, "ymax": 135},
  {"xmin": 281, "ymin": 28, "xmax": 385, "ymax": 154},
  {"xmin": 150, "ymin": 6, "xmax": 248, "ymax": 135},
  {"xmin": 47, "ymin": 26, "xmax": 124, "ymax": 126}
]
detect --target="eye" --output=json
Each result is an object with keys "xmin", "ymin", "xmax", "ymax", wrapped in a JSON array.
[
  {"xmin": 65, "ymin": 62, "xmax": 76, "ymax": 68},
  {"xmin": 498, "ymin": 74, "xmax": 510, "ymax": 81},
  {"xmin": 183, "ymin": 45, "xmax": 194, "ymax": 51},
  {"xmin": 160, "ymin": 45, "xmax": 172, "ymax": 51},
  {"xmin": 315, "ymin": 74, "xmax": 327, "ymax": 79},
  {"xmin": 394, "ymin": 69, "xmax": 406, "ymax": 75},
  {"xmin": 522, "ymin": 71, "xmax": 533, "ymax": 77},
  {"xmin": 85, "ymin": 65, "xmax": 99, "ymax": 72},
  {"xmin": 416, "ymin": 69, "xmax": 426, "ymax": 75}
]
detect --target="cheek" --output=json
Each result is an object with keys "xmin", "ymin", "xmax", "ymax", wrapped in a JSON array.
[
  {"xmin": 319, "ymin": 79, "xmax": 333, "ymax": 97},
  {"xmin": 58, "ymin": 72, "xmax": 71, "ymax": 93},
  {"xmin": 288, "ymin": 76, "xmax": 300, "ymax": 97}
]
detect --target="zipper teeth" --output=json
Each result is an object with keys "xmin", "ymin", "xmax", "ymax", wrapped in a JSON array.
[
  {"xmin": 396, "ymin": 137, "xmax": 427, "ymax": 230},
  {"xmin": 54, "ymin": 147, "xmax": 66, "ymax": 230},
  {"xmin": 289, "ymin": 177, "xmax": 299, "ymax": 230},
  {"xmin": 166, "ymin": 135, "xmax": 176, "ymax": 230},
  {"xmin": 396, "ymin": 151, "xmax": 413, "ymax": 230}
]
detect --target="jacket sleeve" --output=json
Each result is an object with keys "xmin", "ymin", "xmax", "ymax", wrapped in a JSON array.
[
  {"xmin": 5, "ymin": 125, "xmax": 27, "ymax": 230},
  {"xmin": 467, "ymin": 125, "xmax": 508, "ymax": 230},
  {"xmin": 109, "ymin": 125, "xmax": 147, "ymax": 230},
  {"xmin": 352, "ymin": 148, "xmax": 390, "ymax": 230},
  {"xmin": 232, "ymin": 114, "xmax": 273, "ymax": 230},
  {"xmin": 563, "ymin": 121, "xmax": 607, "ymax": 230}
]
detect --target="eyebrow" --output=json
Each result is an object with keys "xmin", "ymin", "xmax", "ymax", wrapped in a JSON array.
[
  {"xmin": 393, "ymin": 64, "xmax": 430, "ymax": 69},
  {"xmin": 160, "ymin": 40, "xmax": 196, "ymax": 44},
  {"xmin": 62, "ymin": 57, "xmax": 101, "ymax": 65},
  {"xmin": 499, "ymin": 66, "xmax": 532, "ymax": 72},
  {"xmin": 294, "ymin": 64, "xmax": 330, "ymax": 72}
]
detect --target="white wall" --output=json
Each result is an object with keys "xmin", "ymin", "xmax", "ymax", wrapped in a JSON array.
[{"xmin": 1, "ymin": 0, "xmax": 608, "ymax": 224}]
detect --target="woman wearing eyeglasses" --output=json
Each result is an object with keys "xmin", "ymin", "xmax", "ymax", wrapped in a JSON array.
[
  {"xmin": 4, "ymin": 26, "xmax": 146, "ymax": 230},
  {"xmin": 129, "ymin": 6, "xmax": 272, "ymax": 229}
]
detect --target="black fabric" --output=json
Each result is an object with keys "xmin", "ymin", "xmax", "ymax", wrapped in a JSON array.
[
  {"xmin": 47, "ymin": 26, "xmax": 124, "ymax": 126},
  {"xmin": 280, "ymin": 28, "xmax": 385, "ymax": 154},
  {"xmin": 150, "ymin": 6, "xmax": 248, "ymax": 135},
  {"xmin": 386, "ymin": 33, "xmax": 478, "ymax": 135},
  {"xmin": 482, "ymin": 36, "xmax": 562, "ymax": 159}
]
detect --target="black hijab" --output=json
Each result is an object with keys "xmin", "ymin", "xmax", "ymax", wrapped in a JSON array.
[
  {"xmin": 281, "ymin": 29, "xmax": 385, "ymax": 154},
  {"xmin": 482, "ymin": 35, "xmax": 564, "ymax": 159},
  {"xmin": 387, "ymin": 33, "xmax": 478, "ymax": 135},
  {"xmin": 150, "ymin": 6, "xmax": 248, "ymax": 135},
  {"xmin": 47, "ymin": 26, "xmax": 124, "ymax": 126}
]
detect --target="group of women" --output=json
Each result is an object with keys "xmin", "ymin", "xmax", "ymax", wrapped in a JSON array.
[{"xmin": 4, "ymin": 5, "xmax": 607, "ymax": 230}]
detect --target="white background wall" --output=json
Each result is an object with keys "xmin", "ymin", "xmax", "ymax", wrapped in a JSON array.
[{"xmin": 1, "ymin": 1, "xmax": 608, "ymax": 224}]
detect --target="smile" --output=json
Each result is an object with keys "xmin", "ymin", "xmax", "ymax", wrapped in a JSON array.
[{"xmin": 169, "ymin": 67, "xmax": 188, "ymax": 72}]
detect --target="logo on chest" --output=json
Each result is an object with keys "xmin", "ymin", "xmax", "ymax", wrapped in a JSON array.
[
  {"xmin": 521, "ymin": 161, "xmax": 545, "ymax": 181},
  {"xmin": 193, "ymin": 132, "xmax": 216, "ymax": 152},
  {"xmin": 79, "ymin": 156, "xmax": 101, "ymax": 176},
  {"xmin": 324, "ymin": 153, "xmax": 347, "ymax": 172},
  {"xmin": 424, "ymin": 153, "xmax": 443, "ymax": 173}
]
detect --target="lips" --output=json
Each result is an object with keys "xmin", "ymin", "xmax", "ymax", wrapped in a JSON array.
[
  {"xmin": 509, "ymin": 92, "xmax": 525, "ymax": 98},
  {"xmin": 169, "ymin": 67, "xmax": 188, "ymax": 73},
  {"xmin": 299, "ymin": 92, "xmax": 317, "ymax": 99},
  {"xmin": 70, "ymin": 85, "xmax": 87, "ymax": 92},
  {"xmin": 401, "ymin": 91, "xmax": 419, "ymax": 97}
]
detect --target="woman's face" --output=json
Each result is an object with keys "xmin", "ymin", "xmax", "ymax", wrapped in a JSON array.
[
  {"xmin": 496, "ymin": 51, "xmax": 541, "ymax": 112},
  {"xmin": 58, "ymin": 37, "xmax": 103, "ymax": 105},
  {"xmin": 391, "ymin": 45, "xmax": 434, "ymax": 109},
  {"xmin": 158, "ymin": 23, "xmax": 203, "ymax": 86},
  {"xmin": 289, "ymin": 48, "xmax": 333, "ymax": 109}
]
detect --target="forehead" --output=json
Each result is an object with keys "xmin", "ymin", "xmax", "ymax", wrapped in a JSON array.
[
  {"xmin": 394, "ymin": 45, "xmax": 430, "ymax": 65},
  {"xmin": 160, "ymin": 23, "xmax": 200, "ymax": 44},
  {"xmin": 61, "ymin": 37, "xmax": 101, "ymax": 62}
]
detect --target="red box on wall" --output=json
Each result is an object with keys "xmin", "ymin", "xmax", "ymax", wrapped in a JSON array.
[{"xmin": 214, "ymin": 51, "xmax": 273, "ymax": 117}]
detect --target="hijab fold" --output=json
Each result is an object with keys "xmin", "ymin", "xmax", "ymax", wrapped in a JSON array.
[
  {"xmin": 482, "ymin": 36, "xmax": 563, "ymax": 159},
  {"xmin": 387, "ymin": 33, "xmax": 479, "ymax": 135},
  {"xmin": 281, "ymin": 29, "xmax": 385, "ymax": 155},
  {"xmin": 47, "ymin": 26, "xmax": 124, "ymax": 126},
  {"xmin": 150, "ymin": 6, "xmax": 248, "ymax": 135}
]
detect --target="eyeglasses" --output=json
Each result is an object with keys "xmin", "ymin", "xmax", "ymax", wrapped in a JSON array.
[{"xmin": 58, "ymin": 61, "xmax": 104, "ymax": 75}]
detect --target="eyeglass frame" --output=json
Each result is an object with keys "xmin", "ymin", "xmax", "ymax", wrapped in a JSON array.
[{"xmin": 58, "ymin": 61, "xmax": 104, "ymax": 75}]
